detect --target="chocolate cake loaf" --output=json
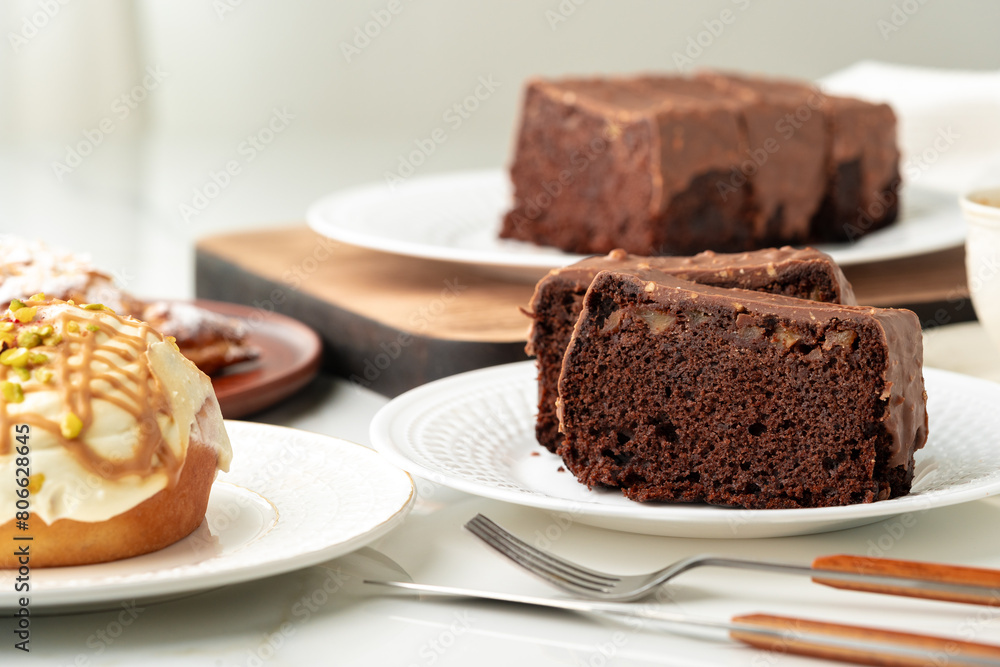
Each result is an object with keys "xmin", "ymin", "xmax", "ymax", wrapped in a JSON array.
[
  {"xmin": 500, "ymin": 72, "xmax": 899, "ymax": 255},
  {"xmin": 557, "ymin": 269, "xmax": 926, "ymax": 509},
  {"xmin": 527, "ymin": 247, "xmax": 855, "ymax": 453},
  {"xmin": 698, "ymin": 72, "xmax": 900, "ymax": 243}
]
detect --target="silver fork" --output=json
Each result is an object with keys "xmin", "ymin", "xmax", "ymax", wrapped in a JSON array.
[{"xmin": 464, "ymin": 514, "xmax": 1000, "ymax": 605}]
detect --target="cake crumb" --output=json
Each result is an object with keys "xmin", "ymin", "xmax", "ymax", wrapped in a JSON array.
[
  {"xmin": 555, "ymin": 267, "xmax": 925, "ymax": 509},
  {"xmin": 530, "ymin": 451, "xmax": 540, "ymax": 457},
  {"xmin": 557, "ymin": 466, "xmax": 565, "ymax": 473}
]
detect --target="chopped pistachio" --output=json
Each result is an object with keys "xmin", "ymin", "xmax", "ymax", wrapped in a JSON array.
[
  {"xmin": 83, "ymin": 303, "xmax": 106, "ymax": 311},
  {"xmin": 9, "ymin": 299, "xmax": 25, "ymax": 311},
  {"xmin": 0, "ymin": 332, "xmax": 14, "ymax": 347},
  {"xmin": 13, "ymin": 307, "xmax": 37, "ymax": 323},
  {"xmin": 34, "ymin": 368, "xmax": 53, "ymax": 383},
  {"xmin": 16, "ymin": 331, "xmax": 41, "ymax": 348},
  {"xmin": 42, "ymin": 333, "xmax": 62, "ymax": 346},
  {"xmin": 0, "ymin": 322, "xmax": 13, "ymax": 332},
  {"xmin": 27, "ymin": 352, "xmax": 48, "ymax": 365},
  {"xmin": 13, "ymin": 367, "xmax": 30, "ymax": 381},
  {"xmin": 86, "ymin": 324, "xmax": 100, "ymax": 332},
  {"xmin": 34, "ymin": 325, "xmax": 53, "ymax": 337},
  {"xmin": 0, "ymin": 348, "xmax": 29, "ymax": 367},
  {"xmin": 66, "ymin": 321, "xmax": 80, "ymax": 333},
  {"xmin": 26, "ymin": 473, "xmax": 45, "ymax": 494},
  {"xmin": 61, "ymin": 412, "xmax": 83, "ymax": 439},
  {"xmin": 1, "ymin": 381, "xmax": 24, "ymax": 403},
  {"xmin": 28, "ymin": 293, "xmax": 46, "ymax": 302}
]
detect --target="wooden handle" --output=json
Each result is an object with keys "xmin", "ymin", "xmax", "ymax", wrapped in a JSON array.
[
  {"xmin": 731, "ymin": 613, "xmax": 1000, "ymax": 667},
  {"xmin": 812, "ymin": 554, "xmax": 1000, "ymax": 606}
]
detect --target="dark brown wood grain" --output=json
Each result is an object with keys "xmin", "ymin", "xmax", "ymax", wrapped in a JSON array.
[
  {"xmin": 195, "ymin": 227, "xmax": 531, "ymax": 396},
  {"xmin": 843, "ymin": 246, "xmax": 968, "ymax": 307},
  {"xmin": 194, "ymin": 226, "xmax": 968, "ymax": 397}
]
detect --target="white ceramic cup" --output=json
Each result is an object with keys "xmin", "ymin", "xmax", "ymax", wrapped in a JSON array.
[{"xmin": 962, "ymin": 187, "xmax": 1000, "ymax": 352}]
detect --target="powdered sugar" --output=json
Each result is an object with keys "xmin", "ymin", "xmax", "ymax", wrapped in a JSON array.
[
  {"xmin": 0, "ymin": 235, "xmax": 105, "ymax": 304},
  {"xmin": 144, "ymin": 300, "xmax": 249, "ymax": 340}
]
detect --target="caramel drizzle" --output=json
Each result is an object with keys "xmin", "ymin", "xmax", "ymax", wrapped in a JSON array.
[{"xmin": 0, "ymin": 303, "xmax": 182, "ymax": 485}]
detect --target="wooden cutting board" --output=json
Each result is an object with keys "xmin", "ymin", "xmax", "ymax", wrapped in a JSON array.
[{"xmin": 195, "ymin": 226, "xmax": 970, "ymax": 397}]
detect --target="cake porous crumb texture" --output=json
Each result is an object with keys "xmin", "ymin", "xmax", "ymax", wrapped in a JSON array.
[
  {"xmin": 528, "ymin": 247, "xmax": 855, "ymax": 453},
  {"xmin": 556, "ymin": 271, "xmax": 926, "ymax": 509}
]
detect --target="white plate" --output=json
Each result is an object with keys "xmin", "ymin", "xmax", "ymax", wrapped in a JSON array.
[
  {"xmin": 0, "ymin": 421, "xmax": 414, "ymax": 613},
  {"xmin": 370, "ymin": 362, "xmax": 1000, "ymax": 539},
  {"xmin": 307, "ymin": 169, "xmax": 965, "ymax": 278}
]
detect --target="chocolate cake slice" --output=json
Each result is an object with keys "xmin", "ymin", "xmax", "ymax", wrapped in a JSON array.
[
  {"xmin": 500, "ymin": 72, "xmax": 900, "ymax": 255},
  {"xmin": 557, "ymin": 269, "xmax": 926, "ymax": 509},
  {"xmin": 500, "ymin": 76, "xmax": 752, "ymax": 255},
  {"xmin": 527, "ymin": 247, "xmax": 855, "ymax": 453}
]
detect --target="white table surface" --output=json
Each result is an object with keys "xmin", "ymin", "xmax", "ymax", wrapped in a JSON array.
[
  {"xmin": 2, "ymin": 324, "xmax": 994, "ymax": 667},
  {"xmin": 3, "ymin": 146, "xmax": 1000, "ymax": 665}
]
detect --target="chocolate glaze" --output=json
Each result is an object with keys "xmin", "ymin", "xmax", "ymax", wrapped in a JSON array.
[
  {"xmin": 549, "ymin": 77, "xmax": 749, "ymax": 219},
  {"xmin": 528, "ymin": 246, "xmax": 855, "ymax": 351},
  {"xmin": 695, "ymin": 72, "xmax": 829, "ymax": 242}
]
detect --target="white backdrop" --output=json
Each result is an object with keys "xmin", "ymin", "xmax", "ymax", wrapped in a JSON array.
[
  {"xmin": 0, "ymin": 0, "xmax": 998, "ymax": 295},
  {"xmin": 4, "ymin": 2, "xmax": 1000, "ymax": 150}
]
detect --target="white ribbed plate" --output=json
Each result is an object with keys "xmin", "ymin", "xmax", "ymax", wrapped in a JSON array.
[
  {"xmin": 370, "ymin": 361, "xmax": 1000, "ymax": 539},
  {"xmin": 0, "ymin": 422, "xmax": 414, "ymax": 613},
  {"xmin": 307, "ymin": 169, "xmax": 964, "ymax": 280}
]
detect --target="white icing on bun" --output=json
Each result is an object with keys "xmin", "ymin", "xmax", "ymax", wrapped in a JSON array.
[{"xmin": 0, "ymin": 297, "xmax": 231, "ymax": 527}]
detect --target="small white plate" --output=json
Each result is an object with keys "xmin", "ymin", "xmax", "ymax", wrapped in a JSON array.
[
  {"xmin": 0, "ymin": 422, "xmax": 414, "ymax": 613},
  {"xmin": 370, "ymin": 362, "xmax": 1000, "ymax": 539},
  {"xmin": 307, "ymin": 169, "xmax": 964, "ymax": 277}
]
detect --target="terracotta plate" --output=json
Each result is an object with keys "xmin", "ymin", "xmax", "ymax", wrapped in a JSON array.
[{"xmin": 192, "ymin": 299, "xmax": 323, "ymax": 418}]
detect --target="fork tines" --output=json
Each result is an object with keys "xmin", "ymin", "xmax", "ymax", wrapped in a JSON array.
[{"xmin": 464, "ymin": 514, "xmax": 618, "ymax": 593}]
